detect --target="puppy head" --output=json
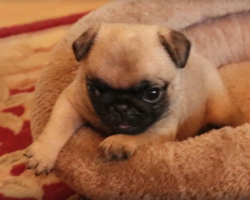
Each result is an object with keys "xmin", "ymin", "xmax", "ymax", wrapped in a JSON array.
[{"xmin": 72, "ymin": 23, "xmax": 191, "ymax": 134}]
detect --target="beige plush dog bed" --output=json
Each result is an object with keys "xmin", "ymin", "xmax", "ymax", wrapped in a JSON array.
[{"xmin": 31, "ymin": 0, "xmax": 250, "ymax": 199}]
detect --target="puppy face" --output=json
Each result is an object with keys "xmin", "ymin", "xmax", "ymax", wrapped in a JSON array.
[
  {"xmin": 86, "ymin": 78, "xmax": 168, "ymax": 134},
  {"xmin": 72, "ymin": 23, "xmax": 191, "ymax": 134}
]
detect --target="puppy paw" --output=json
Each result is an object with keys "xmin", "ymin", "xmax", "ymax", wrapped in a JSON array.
[
  {"xmin": 24, "ymin": 141, "xmax": 57, "ymax": 176},
  {"xmin": 99, "ymin": 135, "xmax": 137, "ymax": 160}
]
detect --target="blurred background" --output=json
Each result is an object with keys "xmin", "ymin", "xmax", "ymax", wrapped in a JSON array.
[{"xmin": 0, "ymin": 0, "xmax": 112, "ymax": 27}]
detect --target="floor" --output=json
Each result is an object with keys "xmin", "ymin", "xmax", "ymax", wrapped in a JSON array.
[{"xmin": 0, "ymin": 0, "xmax": 112, "ymax": 27}]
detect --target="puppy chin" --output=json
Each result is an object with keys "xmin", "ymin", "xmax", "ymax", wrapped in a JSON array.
[
  {"xmin": 107, "ymin": 121, "xmax": 150, "ymax": 135},
  {"xmin": 112, "ymin": 126, "xmax": 147, "ymax": 135}
]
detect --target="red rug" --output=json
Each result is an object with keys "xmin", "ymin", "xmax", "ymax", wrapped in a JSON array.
[{"xmin": 0, "ymin": 11, "xmax": 89, "ymax": 200}]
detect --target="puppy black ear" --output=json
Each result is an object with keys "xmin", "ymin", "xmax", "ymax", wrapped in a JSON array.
[
  {"xmin": 72, "ymin": 27, "xmax": 98, "ymax": 62},
  {"xmin": 158, "ymin": 28, "xmax": 191, "ymax": 68}
]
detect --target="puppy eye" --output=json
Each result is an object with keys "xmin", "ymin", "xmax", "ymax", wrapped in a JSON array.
[
  {"xmin": 87, "ymin": 84, "xmax": 100, "ymax": 96},
  {"xmin": 142, "ymin": 87, "xmax": 163, "ymax": 103}
]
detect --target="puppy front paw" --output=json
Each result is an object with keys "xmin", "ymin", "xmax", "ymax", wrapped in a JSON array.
[
  {"xmin": 24, "ymin": 141, "xmax": 57, "ymax": 176},
  {"xmin": 99, "ymin": 135, "xmax": 137, "ymax": 160}
]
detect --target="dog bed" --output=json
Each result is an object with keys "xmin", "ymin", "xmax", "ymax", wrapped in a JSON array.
[{"xmin": 31, "ymin": 0, "xmax": 250, "ymax": 199}]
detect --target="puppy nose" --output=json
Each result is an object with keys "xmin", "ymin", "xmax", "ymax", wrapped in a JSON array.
[{"xmin": 114, "ymin": 104, "xmax": 128, "ymax": 114}]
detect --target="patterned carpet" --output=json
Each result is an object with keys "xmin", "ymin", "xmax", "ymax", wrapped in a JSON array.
[{"xmin": 0, "ymin": 12, "xmax": 88, "ymax": 200}]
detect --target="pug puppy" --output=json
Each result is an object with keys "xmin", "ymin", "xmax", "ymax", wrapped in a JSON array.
[{"xmin": 24, "ymin": 23, "xmax": 244, "ymax": 175}]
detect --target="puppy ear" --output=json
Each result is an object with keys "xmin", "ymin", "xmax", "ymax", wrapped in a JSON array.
[
  {"xmin": 72, "ymin": 27, "xmax": 98, "ymax": 62},
  {"xmin": 158, "ymin": 28, "xmax": 191, "ymax": 68}
]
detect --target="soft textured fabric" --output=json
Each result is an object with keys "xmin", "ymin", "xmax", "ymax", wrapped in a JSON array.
[{"xmin": 31, "ymin": 0, "xmax": 250, "ymax": 199}]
